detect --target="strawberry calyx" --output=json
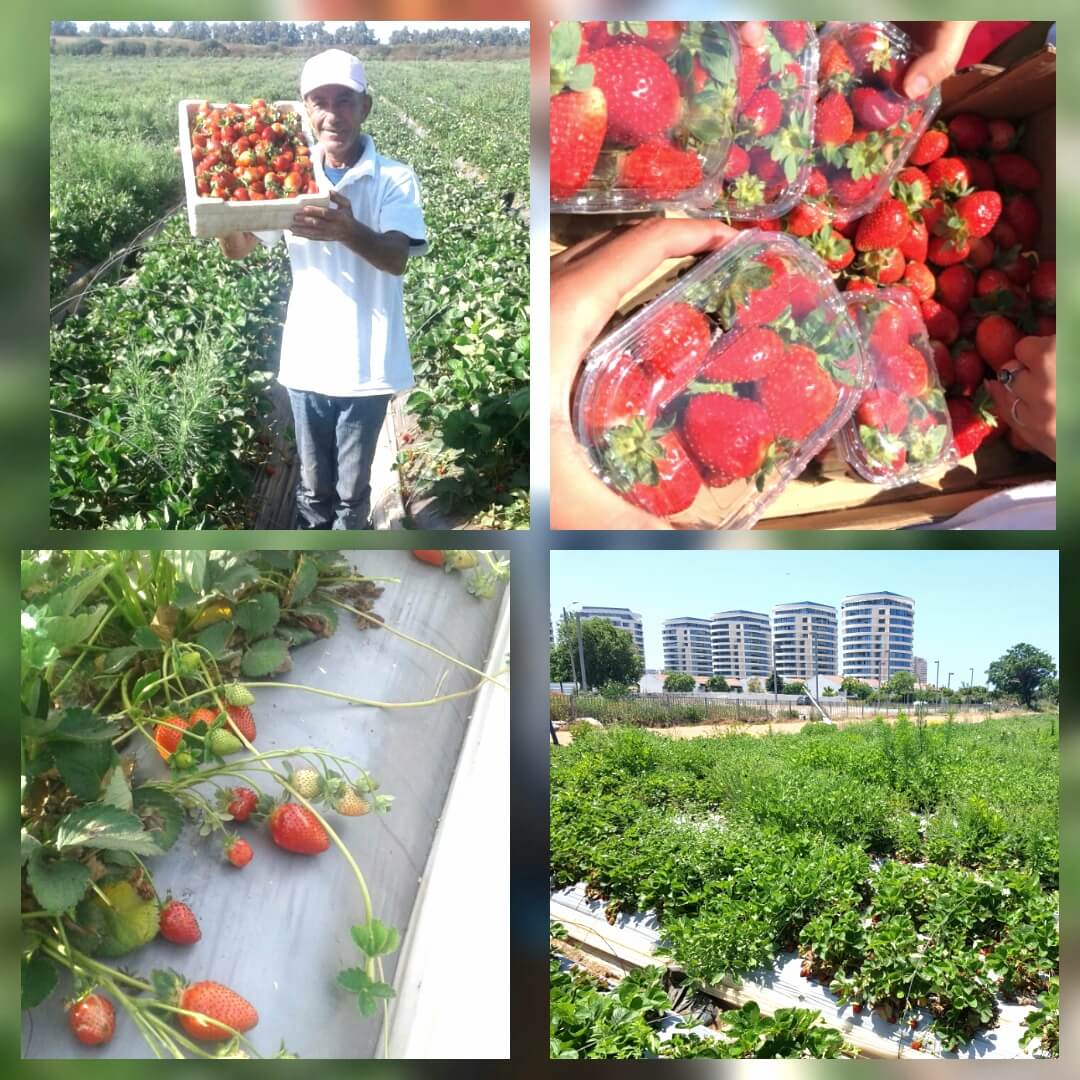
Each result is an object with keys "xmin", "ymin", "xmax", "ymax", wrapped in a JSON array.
[
  {"xmin": 599, "ymin": 416, "xmax": 674, "ymax": 492},
  {"xmin": 550, "ymin": 22, "xmax": 594, "ymax": 97}
]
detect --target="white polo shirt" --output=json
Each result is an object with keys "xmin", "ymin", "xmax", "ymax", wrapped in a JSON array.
[{"xmin": 256, "ymin": 134, "xmax": 428, "ymax": 397}]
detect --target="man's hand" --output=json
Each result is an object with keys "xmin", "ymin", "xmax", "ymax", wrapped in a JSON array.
[{"xmin": 290, "ymin": 191, "xmax": 358, "ymax": 243}]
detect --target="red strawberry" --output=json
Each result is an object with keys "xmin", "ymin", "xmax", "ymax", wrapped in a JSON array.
[
  {"xmin": 948, "ymin": 391, "xmax": 1000, "ymax": 457},
  {"xmin": 771, "ymin": 21, "xmax": 808, "ymax": 53},
  {"xmin": 227, "ymin": 787, "xmax": 258, "ymax": 822},
  {"xmin": 591, "ymin": 44, "xmax": 681, "ymax": 145},
  {"xmin": 899, "ymin": 217, "xmax": 928, "ymax": 262},
  {"xmin": 999, "ymin": 246, "xmax": 1036, "ymax": 287},
  {"xmin": 741, "ymin": 88, "xmax": 782, "ymax": 137},
  {"xmin": 268, "ymin": 802, "xmax": 329, "ymax": 855},
  {"xmin": 159, "ymin": 899, "xmax": 201, "ymax": 945},
  {"xmin": 829, "ymin": 171, "xmax": 877, "ymax": 208},
  {"xmin": 846, "ymin": 26, "xmax": 893, "ymax": 75},
  {"xmin": 784, "ymin": 275, "xmax": 820, "ymax": 318},
  {"xmin": 867, "ymin": 304, "xmax": 909, "ymax": 359},
  {"xmin": 880, "ymin": 345, "xmax": 929, "ymax": 396},
  {"xmin": 638, "ymin": 302, "xmax": 712, "ymax": 394},
  {"xmin": 1003, "ymin": 194, "xmax": 1041, "ymax": 248},
  {"xmin": 224, "ymin": 704, "xmax": 256, "ymax": 743},
  {"xmin": 948, "ymin": 112, "xmax": 989, "ymax": 151},
  {"xmin": 961, "ymin": 156, "xmax": 995, "ymax": 192},
  {"xmin": 813, "ymin": 228, "xmax": 855, "ymax": 272},
  {"xmin": 550, "ymin": 89, "xmax": 607, "ymax": 197},
  {"xmin": 860, "ymin": 247, "xmax": 906, "ymax": 286},
  {"xmin": 224, "ymin": 835, "xmax": 253, "ymax": 868},
  {"xmin": 975, "ymin": 314, "xmax": 1021, "ymax": 370},
  {"xmin": 815, "ymin": 92, "xmax": 853, "ymax": 147},
  {"xmin": 953, "ymin": 347, "xmax": 986, "ymax": 396},
  {"xmin": 584, "ymin": 20, "xmax": 685, "ymax": 57},
  {"xmin": 901, "ymin": 261, "xmax": 935, "ymax": 301},
  {"xmin": 759, "ymin": 345, "xmax": 836, "ymax": 439},
  {"xmin": 967, "ymin": 235, "xmax": 995, "ymax": 269},
  {"xmin": 855, "ymin": 197, "xmax": 910, "ymax": 252},
  {"xmin": 154, "ymin": 715, "xmax": 193, "ymax": 759},
  {"xmin": 620, "ymin": 142, "xmax": 702, "ymax": 198},
  {"xmin": 178, "ymin": 981, "xmax": 258, "ymax": 1042},
  {"xmin": 987, "ymin": 118, "xmax": 1016, "ymax": 151},
  {"xmin": 952, "ymin": 191, "xmax": 1002, "ymax": 239},
  {"xmin": 723, "ymin": 144, "xmax": 750, "ymax": 179},
  {"xmin": 850, "ymin": 88, "xmax": 904, "ymax": 132},
  {"xmin": 927, "ymin": 232, "xmax": 970, "ymax": 267},
  {"xmin": 69, "ymin": 993, "xmax": 115, "ymax": 1046},
  {"xmin": 975, "ymin": 268, "xmax": 1011, "ymax": 297},
  {"xmin": 805, "ymin": 168, "xmax": 829, "ymax": 198},
  {"xmin": 921, "ymin": 299, "xmax": 960, "ymax": 345},
  {"xmin": 605, "ymin": 427, "xmax": 701, "ymax": 517},
  {"xmin": 738, "ymin": 46, "xmax": 768, "ymax": 106},
  {"xmin": 681, "ymin": 394, "xmax": 775, "ymax": 483},
  {"xmin": 581, "ymin": 353, "xmax": 658, "ymax": 444},
  {"xmin": 990, "ymin": 152, "xmax": 1041, "ymax": 191},
  {"xmin": 910, "ymin": 128, "xmax": 948, "ymax": 166},
  {"xmin": 738, "ymin": 254, "xmax": 790, "ymax": 325},
  {"xmin": 1030, "ymin": 261, "xmax": 1055, "ymax": 306},
  {"xmin": 411, "ymin": 550, "xmax": 444, "ymax": 565},
  {"xmin": 929, "ymin": 340, "xmax": 954, "ymax": 387},
  {"xmin": 1036, "ymin": 314, "xmax": 1056, "ymax": 336},
  {"xmin": 820, "ymin": 38, "xmax": 855, "ymax": 84},
  {"xmin": 920, "ymin": 197, "xmax": 946, "ymax": 235},
  {"xmin": 700, "ymin": 327, "xmax": 785, "ymax": 382},
  {"xmin": 936, "ymin": 265, "xmax": 975, "ymax": 314},
  {"xmin": 845, "ymin": 277, "xmax": 877, "ymax": 294},
  {"xmin": 892, "ymin": 166, "xmax": 931, "ymax": 210},
  {"xmin": 926, "ymin": 157, "xmax": 970, "ymax": 196},
  {"xmin": 857, "ymin": 387, "xmax": 908, "ymax": 435},
  {"xmin": 786, "ymin": 201, "xmax": 830, "ymax": 237},
  {"xmin": 683, "ymin": 55, "xmax": 708, "ymax": 97}
]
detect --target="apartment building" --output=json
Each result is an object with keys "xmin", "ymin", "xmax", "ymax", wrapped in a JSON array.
[
  {"xmin": 913, "ymin": 656, "xmax": 928, "ymax": 685},
  {"xmin": 772, "ymin": 602, "xmax": 838, "ymax": 679},
  {"xmin": 577, "ymin": 606, "xmax": 645, "ymax": 661},
  {"xmin": 661, "ymin": 617, "xmax": 714, "ymax": 677},
  {"xmin": 840, "ymin": 592, "xmax": 915, "ymax": 681},
  {"xmin": 711, "ymin": 610, "xmax": 772, "ymax": 679}
]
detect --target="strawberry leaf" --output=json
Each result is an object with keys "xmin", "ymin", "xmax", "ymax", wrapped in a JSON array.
[
  {"xmin": 337, "ymin": 968, "xmax": 396, "ymax": 1016},
  {"xmin": 351, "ymin": 918, "xmax": 401, "ymax": 959}
]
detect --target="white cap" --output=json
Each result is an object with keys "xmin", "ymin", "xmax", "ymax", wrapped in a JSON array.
[{"xmin": 300, "ymin": 49, "xmax": 368, "ymax": 98}]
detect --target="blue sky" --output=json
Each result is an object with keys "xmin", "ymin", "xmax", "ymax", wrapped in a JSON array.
[
  {"xmin": 75, "ymin": 22, "xmax": 526, "ymax": 43},
  {"xmin": 550, "ymin": 549, "xmax": 1058, "ymax": 685}
]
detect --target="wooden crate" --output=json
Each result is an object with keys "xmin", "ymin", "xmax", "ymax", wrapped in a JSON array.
[{"xmin": 178, "ymin": 99, "xmax": 330, "ymax": 238}]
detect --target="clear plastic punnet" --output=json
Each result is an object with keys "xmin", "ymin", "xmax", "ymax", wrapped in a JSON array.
[
  {"xmin": 550, "ymin": 20, "xmax": 741, "ymax": 214},
  {"xmin": 838, "ymin": 287, "xmax": 956, "ymax": 486},
  {"xmin": 810, "ymin": 22, "xmax": 941, "ymax": 222},
  {"xmin": 571, "ymin": 231, "xmax": 869, "ymax": 529}
]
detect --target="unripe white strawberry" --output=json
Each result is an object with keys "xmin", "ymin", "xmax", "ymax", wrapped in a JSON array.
[
  {"xmin": 291, "ymin": 768, "xmax": 322, "ymax": 799},
  {"xmin": 333, "ymin": 787, "xmax": 370, "ymax": 817},
  {"xmin": 223, "ymin": 684, "xmax": 255, "ymax": 706}
]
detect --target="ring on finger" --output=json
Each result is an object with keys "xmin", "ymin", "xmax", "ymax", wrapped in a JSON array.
[
  {"xmin": 998, "ymin": 367, "xmax": 1017, "ymax": 390},
  {"xmin": 1010, "ymin": 396, "xmax": 1026, "ymax": 427}
]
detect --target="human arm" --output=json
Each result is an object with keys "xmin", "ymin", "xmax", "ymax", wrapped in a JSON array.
[{"xmin": 290, "ymin": 191, "xmax": 410, "ymax": 275}]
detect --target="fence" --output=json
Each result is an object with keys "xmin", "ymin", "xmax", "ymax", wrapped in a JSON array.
[{"xmin": 550, "ymin": 691, "xmax": 998, "ymax": 730}]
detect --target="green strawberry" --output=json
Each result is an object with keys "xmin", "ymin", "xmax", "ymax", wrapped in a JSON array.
[
  {"xmin": 209, "ymin": 729, "xmax": 243, "ymax": 755},
  {"xmin": 222, "ymin": 684, "xmax": 255, "ymax": 707}
]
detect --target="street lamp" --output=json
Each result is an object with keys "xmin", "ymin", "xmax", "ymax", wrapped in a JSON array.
[
  {"xmin": 947, "ymin": 672, "xmax": 953, "ymax": 691},
  {"xmin": 935, "ymin": 659, "xmax": 940, "ymax": 706}
]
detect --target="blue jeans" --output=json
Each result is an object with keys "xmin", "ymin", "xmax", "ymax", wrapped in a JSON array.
[{"xmin": 286, "ymin": 390, "xmax": 391, "ymax": 530}]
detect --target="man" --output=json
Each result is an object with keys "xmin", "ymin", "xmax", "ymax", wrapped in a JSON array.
[{"xmin": 220, "ymin": 49, "xmax": 428, "ymax": 529}]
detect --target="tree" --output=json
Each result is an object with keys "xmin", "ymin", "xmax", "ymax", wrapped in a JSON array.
[
  {"xmin": 987, "ymin": 643, "xmax": 1057, "ymax": 709},
  {"xmin": 840, "ymin": 676, "xmax": 873, "ymax": 700},
  {"xmin": 705, "ymin": 675, "xmax": 730, "ymax": 692},
  {"xmin": 765, "ymin": 671, "xmax": 782, "ymax": 693},
  {"xmin": 886, "ymin": 671, "xmax": 916, "ymax": 701},
  {"xmin": 549, "ymin": 616, "xmax": 643, "ymax": 690},
  {"xmin": 822, "ymin": 686, "xmax": 837, "ymax": 697},
  {"xmin": 1040, "ymin": 676, "xmax": 1059, "ymax": 705},
  {"xmin": 664, "ymin": 673, "xmax": 697, "ymax": 693},
  {"xmin": 51, "ymin": 20, "xmax": 78, "ymax": 36},
  {"xmin": 746, "ymin": 677, "xmax": 762, "ymax": 693},
  {"xmin": 782, "ymin": 681, "xmax": 806, "ymax": 696}
]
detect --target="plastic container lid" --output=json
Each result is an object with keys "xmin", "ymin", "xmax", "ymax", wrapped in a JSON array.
[
  {"xmin": 838, "ymin": 287, "xmax": 955, "ymax": 485},
  {"xmin": 550, "ymin": 20, "xmax": 740, "ymax": 213},
  {"xmin": 810, "ymin": 22, "xmax": 941, "ymax": 222},
  {"xmin": 571, "ymin": 230, "xmax": 869, "ymax": 529},
  {"xmin": 692, "ymin": 20, "xmax": 820, "ymax": 220}
]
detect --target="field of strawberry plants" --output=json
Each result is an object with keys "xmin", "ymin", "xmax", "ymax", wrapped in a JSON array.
[
  {"xmin": 551, "ymin": 716, "xmax": 1059, "ymax": 1058},
  {"xmin": 21, "ymin": 548, "xmax": 509, "ymax": 1057},
  {"xmin": 49, "ymin": 54, "xmax": 528, "ymax": 529}
]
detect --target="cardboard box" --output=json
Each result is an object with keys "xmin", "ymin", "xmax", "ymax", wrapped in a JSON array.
[
  {"xmin": 178, "ymin": 99, "xmax": 330, "ymax": 238},
  {"xmin": 551, "ymin": 33, "xmax": 1056, "ymax": 529}
]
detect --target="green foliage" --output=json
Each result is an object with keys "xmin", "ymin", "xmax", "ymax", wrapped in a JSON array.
[
  {"xmin": 598, "ymin": 680, "xmax": 632, "ymax": 700},
  {"xmin": 663, "ymin": 673, "xmax": 697, "ymax": 693},
  {"xmin": 550, "ymin": 616, "xmax": 644, "ymax": 689},
  {"xmin": 840, "ymin": 676, "xmax": 874, "ymax": 699},
  {"xmin": 549, "ymin": 694, "xmax": 772, "ymax": 729},
  {"xmin": 704, "ymin": 675, "xmax": 730, "ymax": 692},
  {"xmin": 1020, "ymin": 977, "xmax": 1059, "ymax": 1056},
  {"xmin": 765, "ymin": 671, "xmax": 782, "ymax": 693},
  {"xmin": 781, "ymin": 681, "xmax": 806, "ymax": 695},
  {"xmin": 987, "ymin": 643, "xmax": 1056, "ymax": 708}
]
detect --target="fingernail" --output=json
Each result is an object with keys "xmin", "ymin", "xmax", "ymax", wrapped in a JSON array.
[{"xmin": 906, "ymin": 74, "xmax": 930, "ymax": 100}]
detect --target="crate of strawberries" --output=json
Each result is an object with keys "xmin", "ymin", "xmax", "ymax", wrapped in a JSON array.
[{"xmin": 178, "ymin": 98, "xmax": 330, "ymax": 238}]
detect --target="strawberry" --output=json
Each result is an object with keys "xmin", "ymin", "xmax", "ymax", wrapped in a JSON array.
[
  {"xmin": 1003, "ymin": 193, "xmax": 1040, "ymax": 248},
  {"xmin": 786, "ymin": 201, "xmax": 830, "ymax": 237},
  {"xmin": 929, "ymin": 340, "xmax": 954, "ymax": 387},
  {"xmin": 187, "ymin": 706, "xmax": 219, "ymax": 727},
  {"xmin": 961, "ymin": 156, "xmax": 995, "ymax": 192},
  {"xmin": 910, "ymin": 128, "xmax": 948, "ymax": 166},
  {"xmin": 333, "ymin": 786, "xmax": 372, "ymax": 817},
  {"xmin": 584, "ymin": 20, "xmax": 684, "ymax": 57},
  {"xmin": 68, "ymin": 993, "xmax": 115, "ymax": 1046},
  {"xmin": 580, "ymin": 352, "xmax": 658, "ymax": 445},
  {"xmin": 948, "ymin": 390, "xmax": 999, "ymax": 457},
  {"xmin": 737, "ymin": 46, "xmax": 768, "ymax": 107},
  {"xmin": 619, "ymin": 142, "xmax": 703, "ymax": 198},
  {"xmin": 948, "ymin": 112, "xmax": 989, "ymax": 152},
  {"xmin": 975, "ymin": 268, "xmax": 1011, "ymax": 297},
  {"xmin": 859, "ymin": 247, "xmax": 906, "ymax": 286},
  {"xmin": 226, "ymin": 787, "xmax": 258, "ymax": 822},
  {"xmin": 550, "ymin": 89, "xmax": 607, "ymax": 197},
  {"xmin": 850, "ymin": 88, "xmax": 904, "ymax": 132},
  {"xmin": 224, "ymin": 835, "xmax": 253, "ymax": 868},
  {"xmin": 1030, "ymin": 261, "xmax": 1055, "ymax": 306},
  {"xmin": 999, "ymin": 246, "xmax": 1036, "ymax": 287},
  {"xmin": 966, "ymin": 235, "xmax": 995, "ymax": 270},
  {"xmin": 590, "ymin": 44, "xmax": 681, "ymax": 145},
  {"xmin": 1036, "ymin": 314, "xmax": 1056, "ymax": 336},
  {"xmin": 911, "ymin": 1038, "xmax": 924, "ymax": 1052},
  {"xmin": 723, "ymin": 144, "xmax": 750, "ymax": 179},
  {"xmin": 814, "ymin": 92, "xmax": 853, "ymax": 148},
  {"xmin": 920, "ymin": 197, "xmax": 946, "ymax": 235},
  {"xmin": 813, "ymin": 228, "xmax": 855, "ymax": 272},
  {"xmin": 699, "ymin": 327, "xmax": 784, "ymax": 382},
  {"xmin": 819, "ymin": 38, "xmax": 855, "ymax": 86},
  {"xmin": 805, "ymin": 168, "xmax": 829, "ymax": 198},
  {"xmin": 926, "ymin": 157, "xmax": 970, "ymax": 197},
  {"xmin": 759, "ymin": 345, "xmax": 836, "ymax": 439},
  {"xmin": 855, "ymin": 197, "xmax": 909, "ymax": 252},
  {"xmin": 857, "ymin": 388, "xmax": 908, "ymax": 435},
  {"xmin": 639, "ymin": 302, "xmax": 712, "ymax": 386},
  {"xmin": 770, "ymin": 21, "xmax": 808, "ymax": 53},
  {"xmin": 953, "ymin": 347, "xmax": 986, "ymax": 396},
  {"xmin": 681, "ymin": 394, "xmax": 775, "ymax": 484},
  {"xmin": 740, "ymin": 88, "xmax": 782, "ymax": 137},
  {"xmin": 901, "ymin": 261, "xmax": 935, "ymax": 302},
  {"xmin": 290, "ymin": 767, "xmax": 323, "ymax": 799},
  {"xmin": 867, "ymin": 304, "xmax": 909, "ymax": 359},
  {"xmin": 845, "ymin": 277, "xmax": 877, "ymax": 294},
  {"xmin": 936, "ymin": 265, "xmax": 975, "ymax": 314},
  {"xmin": 209, "ymin": 729, "xmax": 243, "ymax": 755},
  {"xmin": 154, "ymin": 715, "xmax": 192, "ymax": 759},
  {"xmin": 899, "ymin": 217, "xmax": 928, "ymax": 263},
  {"xmin": 411, "ymin": 550, "xmax": 444, "ymax": 566},
  {"xmin": 846, "ymin": 26, "xmax": 892, "ymax": 75},
  {"xmin": 990, "ymin": 152, "xmax": 1041, "ymax": 191},
  {"xmin": 735, "ymin": 254, "xmax": 791, "ymax": 325},
  {"xmin": 987, "ymin": 118, "xmax": 1016, "ymax": 152},
  {"xmin": 927, "ymin": 233, "xmax": 970, "ymax": 268},
  {"xmin": 159, "ymin": 899, "xmax": 201, "ymax": 945},
  {"xmin": 829, "ymin": 171, "xmax": 877, "ymax": 208},
  {"xmin": 602, "ymin": 420, "xmax": 702, "ymax": 516},
  {"xmin": 892, "ymin": 166, "xmax": 931, "ymax": 211},
  {"xmin": 178, "ymin": 980, "xmax": 258, "ymax": 1042},
  {"xmin": 879, "ymin": 345, "xmax": 929, "ymax": 397},
  {"xmin": 784, "ymin": 275, "xmax": 820, "ymax": 318},
  {"xmin": 268, "ymin": 802, "xmax": 329, "ymax": 855},
  {"xmin": 921, "ymin": 299, "xmax": 960, "ymax": 345},
  {"xmin": 952, "ymin": 191, "xmax": 1002, "ymax": 239},
  {"xmin": 224, "ymin": 704, "xmax": 256, "ymax": 743},
  {"xmin": 975, "ymin": 314, "xmax": 1021, "ymax": 370}
]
